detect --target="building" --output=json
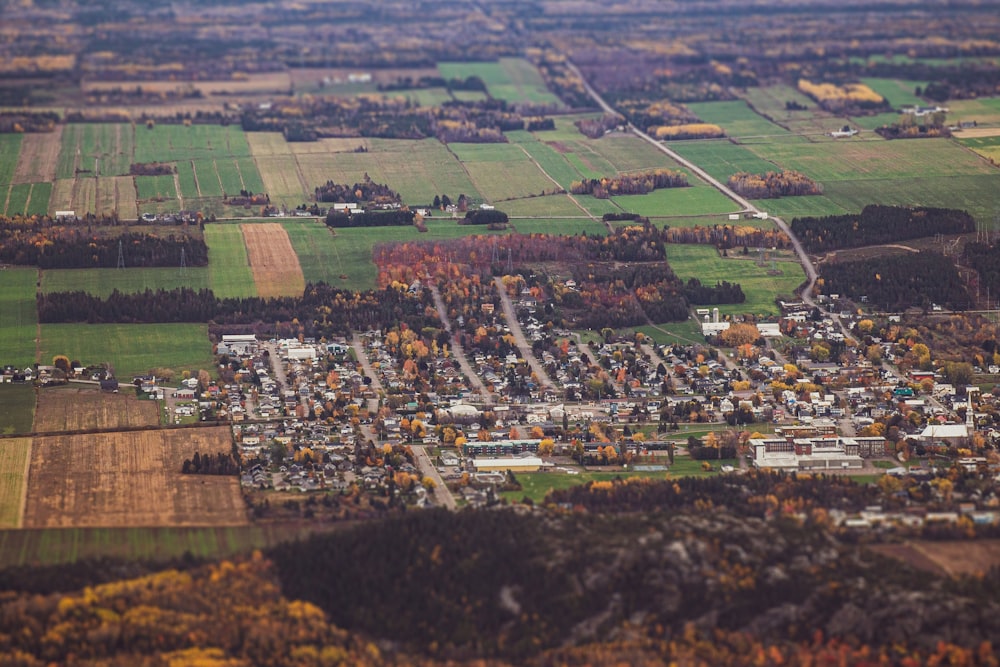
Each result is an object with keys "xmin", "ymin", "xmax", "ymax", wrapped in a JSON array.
[
  {"xmin": 221, "ymin": 335, "xmax": 257, "ymax": 356},
  {"xmin": 749, "ymin": 436, "xmax": 876, "ymax": 472},
  {"xmin": 918, "ymin": 423, "xmax": 969, "ymax": 446},
  {"xmin": 472, "ymin": 456, "xmax": 546, "ymax": 472}
]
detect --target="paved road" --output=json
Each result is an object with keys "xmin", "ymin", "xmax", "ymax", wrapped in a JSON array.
[
  {"xmin": 429, "ymin": 284, "xmax": 494, "ymax": 404},
  {"xmin": 492, "ymin": 276, "xmax": 555, "ymax": 389},
  {"xmin": 263, "ymin": 341, "xmax": 289, "ymax": 392},
  {"xmin": 411, "ymin": 445, "xmax": 457, "ymax": 509},
  {"xmin": 351, "ymin": 334, "xmax": 384, "ymax": 395}
]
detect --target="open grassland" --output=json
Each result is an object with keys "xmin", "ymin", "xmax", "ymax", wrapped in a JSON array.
[
  {"xmin": 56, "ymin": 124, "xmax": 134, "ymax": 179},
  {"xmin": 241, "ymin": 223, "xmax": 306, "ymax": 298},
  {"xmin": 33, "ymin": 387, "xmax": 160, "ymax": 432},
  {"xmin": 135, "ymin": 174, "xmax": 177, "ymax": 202},
  {"xmin": 665, "ymin": 244, "xmax": 805, "ymax": 316},
  {"xmin": 12, "ymin": 128, "xmax": 61, "ymax": 184},
  {"xmin": 502, "ymin": 194, "xmax": 593, "ymax": 218},
  {"xmin": 632, "ymin": 319, "xmax": 708, "ymax": 346},
  {"xmin": 745, "ymin": 138, "xmax": 1000, "ymax": 222},
  {"xmin": 859, "ymin": 78, "xmax": 927, "ymax": 109},
  {"xmin": 281, "ymin": 221, "xmax": 344, "ymax": 285},
  {"xmin": 948, "ymin": 97, "xmax": 1000, "ymax": 126},
  {"xmin": 0, "ymin": 134, "xmax": 23, "ymax": 186},
  {"xmin": 448, "ymin": 142, "xmax": 553, "ymax": 202},
  {"xmin": 957, "ymin": 134, "xmax": 1000, "ymax": 163},
  {"xmin": 0, "ymin": 268, "xmax": 38, "ymax": 368},
  {"xmin": 509, "ymin": 217, "xmax": 608, "ymax": 236},
  {"xmin": 508, "ymin": 130, "xmax": 586, "ymax": 189},
  {"xmin": 612, "ymin": 185, "xmax": 738, "ymax": 218},
  {"xmin": 0, "ymin": 524, "xmax": 311, "ymax": 567},
  {"xmin": 23, "ymin": 426, "xmax": 247, "ymax": 528},
  {"xmin": 41, "ymin": 266, "xmax": 211, "ymax": 297},
  {"xmin": 204, "ymin": 224, "xmax": 257, "ymax": 298},
  {"xmin": 740, "ymin": 84, "xmax": 821, "ymax": 123},
  {"xmin": 40, "ymin": 324, "xmax": 214, "ymax": 381},
  {"xmin": 0, "ymin": 385, "xmax": 35, "ymax": 435},
  {"xmin": 0, "ymin": 438, "xmax": 31, "ymax": 528},
  {"xmin": 668, "ymin": 140, "xmax": 779, "ymax": 184},
  {"xmin": 4, "ymin": 181, "xmax": 52, "ymax": 217},
  {"xmin": 438, "ymin": 58, "xmax": 563, "ymax": 106},
  {"xmin": 686, "ymin": 101, "xmax": 802, "ymax": 142}
]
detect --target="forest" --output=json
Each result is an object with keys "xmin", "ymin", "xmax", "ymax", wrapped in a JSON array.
[
  {"xmin": 791, "ymin": 205, "xmax": 976, "ymax": 252},
  {"xmin": 819, "ymin": 250, "xmax": 972, "ymax": 311},
  {"xmin": 0, "ymin": 229, "xmax": 207, "ymax": 268},
  {"xmin": 314, "ymin": 176, "xmax": 401, "ymax": 205},
  {"xmin": 963, "ymin": 241, "xmax": 1000, "ymax": 303},
  {"xmin": 325, "ymin": 209, "xmax": 415, "ymax": 228},
  {"xmin": 727, "ymin": 170, "xmax": 822, "ymax": 199}
]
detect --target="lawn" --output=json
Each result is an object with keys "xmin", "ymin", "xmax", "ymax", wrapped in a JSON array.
[
  {"xmin": 0, "ymin": 268, "xmax": 39, "ymax": 368},
  {"xmin": 40, "ymin": 323, "xmax": 215, "ymax": 380},
  {"xmin": 0, "ymin": 385, "xmax": 35, "ymax": 435},
  {"xmin": 204, "ymin": 224, "xmax": 257, "ymax": 298},
  {"xmin": 438, "ymin": 58, "xmax": 563, "ymax": 106},
  {"xmin": 41, "ymin": 267, "xmax": 211, "ymax": 297},
  {"xmin": 665, "ymin": 244, "xmax": 805, "ymax": 316}
]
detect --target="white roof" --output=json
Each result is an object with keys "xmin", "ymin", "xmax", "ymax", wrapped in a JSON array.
[
  {"xmin": 473, "ymin": 457, "xmax": 544, "ymax": 469},
  {"xmin": 920, "ymin": 424, "xmax": 968, "ymax": 439}
]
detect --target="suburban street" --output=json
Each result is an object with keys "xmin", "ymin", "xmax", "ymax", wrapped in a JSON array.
[
  {"xmin": 492, "ymin": 276, "xmax": 555, "ymax": 388},
  {"xmin": 429, "ymin": 284, "xmax": 495, "ymax": 404},
  {"xmin": 411, "ymin": 445, "xmax": 457, "ymax": 509}
]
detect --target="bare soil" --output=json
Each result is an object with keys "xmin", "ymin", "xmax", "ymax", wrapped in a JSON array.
[
  {"xmin": 33, "ymin": 387, "xmax": 160, "ymax": 432},
  {"xmin": 241, "ymin": 223, "xmax": 306, "ymax": 298}
]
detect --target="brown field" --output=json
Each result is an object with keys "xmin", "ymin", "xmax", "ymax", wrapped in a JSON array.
[
  {"xmin": 241, "ymin": 222, "xmax": 306, "ymax": 298},
  {"xmin": 23, "ymin": 426, "xmax": 247, "ymax": 528},
  {"xmin": 0, "ymin": 438, "xmax": 31, "ymax": 528},
  {"xmin": 12, "ymin": 127, "xmax": 62, "ymax": 184},
  {"xmin": 48, "ymin": 179, "xmax": 75, "ymax": 214},
  {"xmin": 71, "ymin": 177, "xmax": 97, "ymax": 215},
  {"xmin": 81, "ymin": 72, "xmax": 292, "ymax": 96},
  {"xmin": 953, "ymin": 127, "xmax": 1000, "ymax": 138},
  {"xmin": 871, "ymin": 539, "xmax": 1000, "ymax": 576},
  {"xmin": 33, "ymin": 387, "xmax": 160, "ymax": 432}
]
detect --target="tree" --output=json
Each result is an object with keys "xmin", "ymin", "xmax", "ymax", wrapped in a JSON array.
[
  {"xmin": 537, "ymin": 438, "xmax": 555, "ymax": 456},
  {"xmin": 52, "ymin": 355, "xmax": 71, "ymax": 374},
  {"xmin": 720, "ymin": 323, "xmax": 760, "ymax": 347}
]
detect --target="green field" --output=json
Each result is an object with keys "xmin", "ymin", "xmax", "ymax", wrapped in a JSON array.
[
  {"xmin": 958, "ymin": 134, "xmax": 1000, "ymax": 163},
  {"xmin": 204, "ymin": 224, "xmax": 257, "ymax": 298},
  {"xmin": 56, "ymin": 124, "xmax": 134, "ymax": 179},
  {"xmin": 508, "ymin": 130, "xmax": 586, "ymax": 189},
  {"xmin": 40, "ymin": 323, "xmax": 215, "ymax": 380},
  {"xmin": 0, "ymin": 386, "xmax": 35, "ymax": 435},
  {"xmin": 612, "ymin": 185, "xmax": 738, "ymax": 218},
  {"xmin": 176, "ymin": 160, "xmax": 200, "ymax": 199},
  {"xmin": 449, "ymin": 142, "xmax": 552, "ymax": 202},
  {"xmin": 502, "ymin": 195, "xmax": 593, "ymax": 218},
  {"xmin": 281, "ymin": 221, "xmax": 346, "ymax": 285},
  {"xmin": 686, "ymin": 101, "xmax": 802, "ymax": 142},
  {"xmin": 0, "ymin": 134, "xmax": 22, "ymax": 186},
  {"xmin": 133, "ymin": 124, "xmax": 253, "ymax": 163},
  {"xmin": 438, "ymin": 58, "xmax": 563, "ymax": 106},
  {"xmin": 0, "ymin": 268, "xmax": 38, "ymax": 367},
  {"xmin": 665, "ymin": 244, "xmax": 805, "ymax": 316},
  {"xmin": 41, "ymin": 266, "xmax": 211, "ymax": 297},
  {"xmin": 135, "ymin": 174, "xmax": 177, "ymax": 201},
  {"xmin": 0, "ymin": 524, "xmax": 312, "ymax": 567},
  {"xmin": 667, "ymin": 141, "xmax": 779, "ymax": 184},
  {"xmin": 631, "ymin": 319, "xmax": 708, "ymax": 346},
  {"xmin": 860, "ymin": 78, "xmax": 928, "ymax": 109},
  {"xmin": 193, "ymin": 159, "xmax": 224, "ymax": 197},
  {"xmin": 509, "ymin": 217, "xmax": 608, "ymax": 236},
  {"xmin": 949, "ymin": 97, "xmax": 1000, "ymax": 126}
]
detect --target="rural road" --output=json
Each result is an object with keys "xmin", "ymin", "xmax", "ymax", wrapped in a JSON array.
[
  {"xmin": 492, "ymin": 276, "xmax": 555, "ymax": 389},
  {"xmin": 411, "ymin": 445, "xmax": 457, "ymax": 510},
  {"xmin": 428, "ymin": 284, "xmax": 494, "ymax": 404},
  {"xmin": 566, "ymin": 60, "xmax": 827, "ymax": 317}
]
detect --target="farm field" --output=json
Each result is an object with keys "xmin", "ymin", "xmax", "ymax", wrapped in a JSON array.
[
  {"xmin": 0, "ymin": 524, "xmax": 311, "ymax": 567},
  {"xmin": 948, "ymin": 96, "xmax": 1000, "ymax": 126},
  {"xmin": 509, "ymin": 217, "xmax": 608, "ymax": 236},
  {"xmin": 40, "ymin": 323, "xmax": 214, "ymax": 381},
  {"xmin": 33, "ymin": 387, "xmax": 160, "ymax": 432},
  {"xmin": 870, "ymin": 539, "xmax": 1000, "ymax": 577},
  {"xmin": 55, "ymin": 124, "xmax": 134, "ymax": 179},
  {"xmin": 280, "ymin": 220, "xmax": 347, "ymax": 285},
  {"xmin": 0, "ymin": 268, "xmax": 39, "ymax": 368},
  {"xmin": 12, "ymin": 128, "xmax": 61, "ymax": 184},
  {"xmin": 507, "ymin": 130, "xmax": 586, "ymax": 189},
  {"xmin": 23, "ymin": 426, "xmax": 247, "ymax": 528},
  {"xmin": 859, "ymin": 78, "xmax": 927, "ymax": 109},
  {"xmin": 738, "ymin": 84, "xmax": 822, "ymax": 126},
  {"xmin": 612, "ymin": 185, "xmax": 737, "ymax": 218},
  {"xmin": 2, "ymin": 182, "xmax": 51, "ymax": 216},
  {"xmin": 848, "ymin": 112, "xmax": 905, "ymax": 131},
  {"xmin": 0, "ymin": 385, "xmax": 35, "ymax": 435},
  {"xmin": 447, "ymin": 142, "xmax": 552, "ymax": 202},
  {"xmin": 667, "ymin": 140, "xmax": 779, "ymax": 184},
  {"xmin": 665, "ymin": 244, "xmax": 805, "ymax": 316},
  {"xmin": 502, "ymin": 195, "xmax": 593, "ymax": 218},
  {"xmin": 241, "ymin": 223, "xmax": 306, "ymax": 298},
  {"xmin": 685, "ymin": 101, "xmax": 802, "ymax": 142},
  {"xmin": 204, "ymin": 224, "xmax": 257, "ymax": 298},
  {"xmin": 0, "ymin": 438, "xmax": 31, "ymax": 528},
  {"xmin": 133, "ymin": 124, "xmax": 253, "ymax": 163},
  {"xmin": 957, "ymin": 134, "xmax": 1000, "ymax": 163},
  {"xmin": 0, "ymin": 134, "xmax": 23, "ymax": 186},
  {"xmin": 437, "ymin": 58, "xmax": 563, "ymax": 106},
  {"xmin": 135, "ymin": 174, "xmax": 177, "ymax": 202}
]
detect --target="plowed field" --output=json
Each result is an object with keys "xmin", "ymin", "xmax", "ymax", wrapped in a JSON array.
[
  {"xmin": 33, "ymin": 388, "xmax": 160, "ymax": 432},
  {"xmin": 241, "ymin": 223, "xmax": 305, "ymax": 298}
]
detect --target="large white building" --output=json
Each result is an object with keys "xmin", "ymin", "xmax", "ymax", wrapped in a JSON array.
[{"xmin": 749, "ymin": 436, "xmax": 884, "ymax": 472}]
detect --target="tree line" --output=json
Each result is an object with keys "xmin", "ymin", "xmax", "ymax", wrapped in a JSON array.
[
  {"xmin": 314, "ymin": 175, "xmax": 401, "ymax": 205},
  {"xmin": 181, "ymin": 451, "xmax": 238, "ymax": 475},
  {"xmin": 791, "ymin": 205, "xmax": 976, "ymax": 252},
  {"xmin": 569, "ymin": 169, "xmax": 688, "ymax": 199},
  {"xmin": 0, "ymin": 230, "xmax": 207, "ymax": 268},
  {"xmin": 727, "ymin": 170, "xmax": 822, "ymax": 199},
  {"xmin": 325, "ymin": 209, "xmax": 415, "ymax": 228}
]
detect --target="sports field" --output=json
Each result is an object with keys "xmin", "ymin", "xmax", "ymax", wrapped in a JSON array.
[
  {"xmin": 0, "ymin": 268, "xmax": 39, "ymax": 368},
  {"xmin": 665, "ymin": 244, "xmax": 805, "ymax": 316},
  {"xmin": 40, "ymin": 323, "xmax": 214, "ymax": 380}
]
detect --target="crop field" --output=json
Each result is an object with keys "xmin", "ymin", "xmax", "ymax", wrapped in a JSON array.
[
  {"xmin": 133, "ymin": 124, "xmax": 253, "ymax": 163},
  {"xmin": 759, "ymin": 195, "xmax": 850, "ymax": 220},
  {"xmin": 848, "ymin": 112, "xmax": 905, "ymax": 132},
  {"xmin": 508, "ymin": 131, "xmax": 586, "ymax": 189},
  {"xmin": 738, "ymin": 84, "xmax": 820, "ymax": 124},
  {"xmin": 509, "ymin": 218, "xmax": 607, "ymax": 236},
  {"xmin": 638, "ymin": 214, "xmax": 775, "ymax": 230},
  {"xmin": 40, "ymin": 323, "xmax": 214, "ymax": 381},
  {"xmin": 0, "ymin": 438, "xmax": 31, "ymax": 528},
  {"xmin": 56, "ymin": 124, "xmax": 134, "ymax": 179},
  {"xmin": 957, "ymin": 134, "xmax": 1000, "ymax": 163},
  {"xmin": 41, "ymin": 266, "xmax": 211, "ymax": 297},
  {"xmin": 280, "ymin": 221, "xmax": 346, "ymax": 285},
  {"xmin": 667, "ymin": 140, "xmax": 779, "ymax": 184},
  {"xmin": 0, "ymin": 385, "xmax": 35, "ymax": 435},
  {"xmin": 12, "ymin": 128, "xmax": 61, "ymax": 184},
  {"xmin": 948, "ymin": 97, "xmax": 1000, "ymax": 125},
  {"xmin": 241, "ymin": 223, "xmax": 306, "ymax": 298},
  {"xmin": 612, "ymin": 186, "xmax": 738, "ymax": 218},
  {"xmin": 0, "ymin": 524, "xmax": 311, "ymax": 567},
  {"xmin": 23, "ymin": 426, "xmax": 247, "ymax": 528},
  {"xmin": 438, "ymin": 58, "xmax": 563, "ymax": 106},
  {"xmin": 450, "ymin": 142, "xmax": 554, "ymax": 202},
  {"xmin": 135, "ymin": 174, "xmax": 176, "ymax": 201},
  {"xmin": 0, "ymin": 134, "xmax": 23, "ymax": 186},
  {"xmin": 685, "ymin": 101, "xmax": 802, "ymax": 142},
  {"xmin": 860, "ymin": 78, "xmax": 928, "ymax": 109},
  {"xmin": 503, "ymin": 195, "xmax": 594, "ymax": 218},
  {"xmin": 0, "ymin": 268, "xmax": 39, "ymax": 368},
  {"xmin": 204, "ymin": 224, "xmax": 257, "ymax": 298},
  {"xmin": 33, "ymin": 387, "xmax": 160, "ymax": 432},
  {"xmin": 665, "ymin": 244, "xmax": 805, "ymax": 316}
]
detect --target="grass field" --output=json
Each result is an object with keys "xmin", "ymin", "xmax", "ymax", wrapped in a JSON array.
[
  {"xmin": 0, "ymin": 268, "xmax": 39, "ymax": 368},
  {"xmin": 204, "ymin": 224, "xmax": 257, "ymax": 298},
  {"xmin": 667, "ymin": 140, "xmax": 779, "ymax": 184},
  {"xmin": 860, "ymin": 78, "xmax": 928, "ymax": 109},
  {"xmin": 632, "ymin": 319, "xmax": 708, "ymax": 346},
  {"xmin": 281, "ymin": 221, "xmax": 347, "ymax": 285},
  {"xmin": 665, "ymin": 244, "xmax": 805, "ymax": 316},
  {"xmin": 24, "ymin": 426, "xmax": 246, "ymax": 528},
  {"xmin": 509, "ymin": 217, "xmax": 608, "ymax": 236},
  {"xmin": 55, "ymin": 124, "xmax": 134, "ymax": 179},
  {"xmin": 34, "ymin": 387, "xmax": 160, "ymax": 432},
  {"xmin": 133, "ymin": 124, "xmax": 253, "ymax": 163},
  {"xmin": 0, "ymin": 134, "xmax": 24, "ymax": 186},
  {"xmin": 612, "ymin": 185, "xmax": 738, "ymax": 218},
  {"xmin": 948, "ymin": 97, "xmax": 1000, "ymax": 126},
  {"xmin": 448, "ymin": 142, "xmax": 553, "ymax": 202},
  {"xmin": 41, "ymin": 266, "xmax": 211, "ymax": 296},
  {"xmin": 957, "ymin": 134, "xmax": 1000, "ymax": 163},
  {"xmin": 0, "ymin": 385, "xmax": 35, "ymax": 435},
  {"xmin": 686, "ymin": 101, "xmax": 802, "ymax": 142},
  {"xmin": 502, "ymin": 195, "xmax": 593, "ymax": 218},
  {"xmin": 135, "ymin": 174, "xmax": 177, "ymax": 201},
  {"xmin": 438, "ymin": 58, "xmax": 563, "ymax": 106},
  {"xmin": 0, "ymin": 438, "xmax": 31, "ymax": 528},
  {"xmin": 508, "ymin": 130, "xmax": 586, "ymax": 189},
  {"xmin": 40, "ymin": 323, "xmax": 214, "ymax": 380},
  {"xmin": 0, "ymin": 524, "xmax": 312, "ymax": 567}
]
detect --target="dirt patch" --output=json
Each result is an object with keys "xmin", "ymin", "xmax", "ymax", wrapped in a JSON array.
[
  {"xmin": 870, "ymin": 539, "xmax": 1000, "ymax": 576},
  {"xmin": 12, "ymin": 127, "xmax": 62, "ymax": 184},
  {"xmin": 33, "ymin": 387, "xmax": 160, "ymax": 432},
  {"xmin": 23, "ymin": 426, "xmax": 247, "ymax": 528},
  {"xmin": 241, "ymin": 223, "xmax": 306, "ymax": 298}
]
